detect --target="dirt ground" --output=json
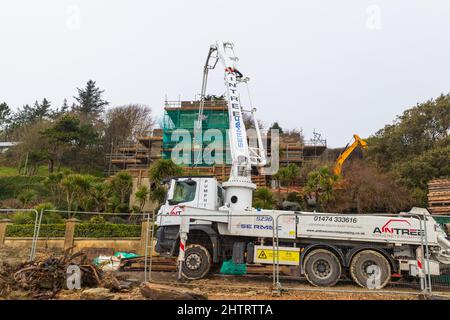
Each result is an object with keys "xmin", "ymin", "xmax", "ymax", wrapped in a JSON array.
[
  {"xmin": 52, "ymin": 270, "xmax": 429, "ymax": 300},
  {"xmin": 137, "ymin": 271, "xmax": 421, "ymax": 300},
  {"xmin": 1, "ymin": 247, "xmax": 448, "ymax": 300}
]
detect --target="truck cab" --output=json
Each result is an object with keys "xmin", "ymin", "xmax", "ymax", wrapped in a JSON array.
[{"xmin": 157, "ymin": 176, "xmax": 224, "ymax": 227}]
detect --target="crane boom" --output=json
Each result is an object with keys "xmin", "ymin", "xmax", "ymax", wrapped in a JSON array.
[
  {"xmin": 333, "ymin": 134, "xmax": 368, "ymax": 176},
  {"xmin": 197, "ymin": 41, "xmax": 266, "ymax": 179}
]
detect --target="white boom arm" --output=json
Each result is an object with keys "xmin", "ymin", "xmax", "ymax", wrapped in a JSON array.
[
  {"xmin": 195, "ymin": 41, "xmax": 268, "ymax": 211},
  {"xmin": 197, "ymin": 41, "xmax": 267, "ymax": 179},
  {"xmin": 216, "ymin": 42, "xmax": 252, "ymax": 177}
]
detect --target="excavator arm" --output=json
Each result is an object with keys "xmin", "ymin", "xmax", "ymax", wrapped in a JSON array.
[{"xmin": 333, "ymin": 134, "xmax": 368, "ymax": 176}]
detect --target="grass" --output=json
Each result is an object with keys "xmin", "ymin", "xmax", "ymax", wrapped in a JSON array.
[{"xmin": 0, "ymin": 165, "xmax": 49, "ymax": 177}]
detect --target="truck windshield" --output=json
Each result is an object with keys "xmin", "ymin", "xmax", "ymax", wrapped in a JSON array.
[{"xmin": 170, "ymin": 180, "xmax": 197, "ymax": 204}]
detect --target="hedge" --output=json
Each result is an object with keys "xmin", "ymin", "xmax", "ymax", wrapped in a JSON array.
[
  {"xmin": 6, "ymin": 224, "xmax": 66, "ymax": 237},
  {"xmin": 5, "ymin": 223, "xmax": 142, "ymax": 238},
  {"xmin": 75, "ymin": 223, "xmax": 141, "ymax": 238}
]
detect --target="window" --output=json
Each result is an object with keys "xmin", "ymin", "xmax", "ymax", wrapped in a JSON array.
[
  {"xmin": 217, "ymin": 186, "xmax": 224, "ymax": 206},
  {"xmin": 170, "ymin": 180, "xmax": 197, "ymax": 204}
]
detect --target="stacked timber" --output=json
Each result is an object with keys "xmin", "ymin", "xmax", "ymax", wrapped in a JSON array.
[{"xmin": 428, "ymin": 179, "xmax": 450, "ymax": 215}]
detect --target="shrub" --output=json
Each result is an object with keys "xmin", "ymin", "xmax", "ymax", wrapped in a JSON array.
[
  {"xmin": 253, "ymin": 187, "xmax": 276, "ymax": 209},
  {"xmin": 10, "ymin": 211, "xmax": 36, "ymax": 224},
  {"xmin": 34, "ymin": 202, "xmax": 63, "ymax": 224},
  {"xmin": 89, "ymin": 215, "xmax": 106, "ymax": 224},
  {"xmin": 6, "ymin": 224, "xmax": 66, "ymax": 237},
  {"xmin": 74, "ymin": 223, "xmax": 141, "ymax": 238},
  {"xmin": 5, "ymin": 223, "xmax": 142, "ymax": 238},
  {"xmin": 286, "ymin": 192, "xmax": 301, "ymax": 203},
  {"xmin": 0, "ymin": 176, "xmax": 47, "ymax": 201}
]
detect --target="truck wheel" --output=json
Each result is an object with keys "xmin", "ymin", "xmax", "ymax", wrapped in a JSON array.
[
  {"xmin": 181, "ymin": 244, "xmax": 212, "ymax": 280},
  {"xmin": 350, "ymin": 250, "xmax": 391, "ymax": 289},
  {"xmin": 304, "ymin": 249, "xmax": 342, "ymax": 287}
]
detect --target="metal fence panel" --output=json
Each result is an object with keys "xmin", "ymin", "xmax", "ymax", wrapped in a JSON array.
[
  {"xmin": 273, "ymin": 211, "xmax": 433, "ymax": 297},
  {"xmin": 3, "ymin": 207, "xmax": 449, "ymax": 298},
  {"xmin": 425, "ymin": 214, "xmax": 450, "ymax": 296},
  {"xmin": 0, "ymin": 208, "xmax": 40, "ymax": 261}
]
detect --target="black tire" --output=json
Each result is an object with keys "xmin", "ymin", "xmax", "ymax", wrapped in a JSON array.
[
  {"xmin": 181, "ymin": 244, "xmax": 212, "ymax": 280},
  {"xmin": 304, "ymin": 249, "xmax": 342, "ymax": 287},
  {"xmin": 350, "ymin": 250, "xmax": 391, "ymax": 289}
]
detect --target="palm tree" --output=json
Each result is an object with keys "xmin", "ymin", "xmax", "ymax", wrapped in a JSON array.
[
  {"xmin": 135, "ymin": 185, "xmax": 149, "ymax": 212},
  {"xmin": 148, "ymin": 159, "xmax": 183, "ymax": 183},
  {"xmin": 304, "ymin": 166, "xmax": 338, "ymax": 210},
  {"xmin": 286, "ymin": 163, "xmax": 300, "ymax": 191},
  {"xmin": 109, "ymin": 171, "xmax": 133, "ymax": 205},
  {"xmin": 43, "ymin": 172, "xmax": 65, "ymax": 207},
  {"xmin": 88, "ymin": 182, "xmax": 111, "ymax": 212},
  {"xmin": 278, "ymin": 167, "xmax": 291, "ymax": 192},
  {"xmin": 61, "ymin": 174, "xmax": 93, "ymax": 216},
  {"xmin": 148, "ymin": 159, "xmax": 183, "ymax": 209},
  {"xmin": 253, "ymin": 187, "xmax": 276, "ymax": 209}
]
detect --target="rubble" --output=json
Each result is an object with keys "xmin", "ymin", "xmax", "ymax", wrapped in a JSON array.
[{"xmin": 0, "ymin": 248, "xmax": 122, "ymax": 299}]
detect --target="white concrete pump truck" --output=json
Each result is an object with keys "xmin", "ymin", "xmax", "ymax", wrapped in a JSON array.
[{"xmin": 155, "ymin": 41, "xmax": 450, "ymax": 288}]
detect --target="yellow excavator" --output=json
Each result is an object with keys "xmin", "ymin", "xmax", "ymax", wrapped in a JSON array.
[{"xmin": 333, "ymin": 134, "xmax": 368, "ymax": 176}]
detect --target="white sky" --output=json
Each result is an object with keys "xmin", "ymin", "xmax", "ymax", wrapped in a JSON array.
[{"xmin": 1, "ymin": 1, "xmax": 449, "ymax": 147}]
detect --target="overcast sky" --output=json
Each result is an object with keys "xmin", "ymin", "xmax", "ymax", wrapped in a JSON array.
[{"xmin": 1, "ymin": 1, "xmax": 449, "ymax": 147}]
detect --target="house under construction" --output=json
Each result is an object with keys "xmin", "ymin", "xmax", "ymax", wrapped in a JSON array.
[{"xmin": 106, "ymin": 99, "xmax": 328, "ymax": 189}]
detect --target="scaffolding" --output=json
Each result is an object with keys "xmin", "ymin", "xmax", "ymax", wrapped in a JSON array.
[
  {"xmin": 162, "ymin": 100, "xmax": 230, "ymax": 167},
  {"xmin": 105, "ymin": 130, "xmax": 163, "ymax": 176},
  {"xmin": 104, "ymin": 99, "xmax": 328, "ymax": 190}
]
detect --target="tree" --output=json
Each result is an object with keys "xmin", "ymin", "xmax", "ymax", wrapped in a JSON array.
[
  {"xmin": 148, "ymin": 159, "xmax": 183, "ymax": 208},
  {"xmin": 109, "ymin": 171, "xmax": 133, "ymax": 206},
  {"xmin": 304, "ymin": 166, "xmax": 338, "ymax": 210},
  {"xmin": 73, "ymin": 80, "xmax": 109, "ymax": 119},
  {"xmin": 149, "ymin": 184, "xmax": 167, "ymax": 207},
  {"xmin": 204, "ymin": 94, "xmax": 225, "ymax": 101},
  {"xmin": 367, "ymin": 93, "xmax": 449, "ymax": 171},
  {"xmin": 286, "ymin": 163, "xmax": 300, "ymax": 191},
  {"xmin": 242, "ymin": 113, "xmax": 265, "ymax": 131},
  {"xmin": 40, "ymin": 115, "xmax": 81, "ymax": 172},
  {"xmin": 39, "ymin": 114, "xmax": 101, "ymax": 173},
  {"xmin": 33, "ymin": 98, "xmax": 52, "ymax": 120},
  {"xmin": 60, "ymin": 173, "xmax": 94, "ymax": 215},
  {"xmin": 148, "ymin": 159, "xmax": 183, "ymax": 183},
  {"xmin": 135, "ymin": 185, "xmax": 149, "ymax": 212},
  {"xmin": 11, "ymin": 99, "xmax": 52, "ymax": 128},
  {"xmin": 274, "ymin": 167, "xmax": 291, "ymax": 190},
  {"xmin": 6, "ymin": 120, "xmax": 52, "ymax": 174},
  {"xmin": 284, "ymin": 128, "xmax": 305, "ymax": 144},
  {"xmin": 12, "ymin": 104, "xmax": 36, "ymax": 128},
  {"xmin": 366, "ymin": 92, "xmax": 450, "ymax": 204},
  {"xmin": 269, "ymin": 122, "xmax": 283, "ymax": 134},
  {"xmin": 253, "ymin": 187, "xmax": 276, "ymax": 209},
  {"xmin": 51, "ymin": 99, "xmax": 71, "ymax": 119},
  {"xmin": 18, "ymin": 190, "xmax": 37, "ymax": 208},
  {"xmin": 0, "ymin": 102, "xmax": 12, "ymax": 134},
  {"xmin": 105, "ymin": 104, "xmax": 155, "ymax": 145},
  {"xmin": 328, "ymin": 161, "xmax": 412, "ymax": 213},
  {"xmin": 43, "ymin": 172, "xmax": 65, "ymax": 207},
  {"xmin": 19, "ymin": 150, "xmax": 49, "ymax": 176},
  {"xmin": 86, "ymin": 182, "xmax": 111, "ymax": 212}
]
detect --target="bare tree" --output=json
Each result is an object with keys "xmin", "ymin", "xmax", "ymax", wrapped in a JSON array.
[{"xmin": 104, "ymin": 104, "xmax": 155, "ymax": 145}]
